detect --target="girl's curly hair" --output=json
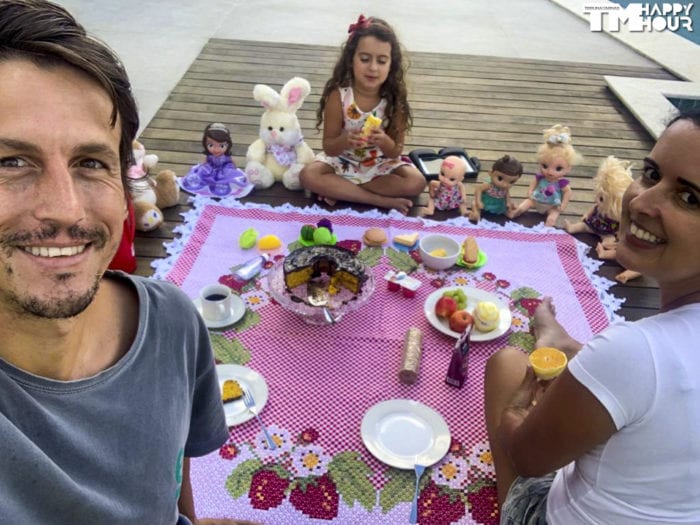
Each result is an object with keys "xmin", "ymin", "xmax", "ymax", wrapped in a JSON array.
[{"xmin": 316, "ymin": 16, "xmax": 412, "ymax": 140}]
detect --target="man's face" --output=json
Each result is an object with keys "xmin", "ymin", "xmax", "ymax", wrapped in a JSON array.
[{"xmin": 0, "ymin": 60, "xmax": 125, "ymax": 318}]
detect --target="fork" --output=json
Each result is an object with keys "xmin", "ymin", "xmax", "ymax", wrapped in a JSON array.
[
  {"xmin": 409, "ymin": 463, "xmax": 426, "ymax": 523},
  {"xmin": 242, "ymin": 389, "xmax": 276, "ymax": 450}
]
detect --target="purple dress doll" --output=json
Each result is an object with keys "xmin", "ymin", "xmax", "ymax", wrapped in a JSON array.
[{"xmin": 181, "ymin": 123, "xmax": 253, "ymax": 197}]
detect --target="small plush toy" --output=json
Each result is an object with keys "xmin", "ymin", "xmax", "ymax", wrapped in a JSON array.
[
  {"xmin": 126, "ymin": 141, "xmax": 180, "ymax": 232},
  {"xmin": 510, "ymin": 124, "xmax": 582, "ymax": 227},
  {"xmin": 469, "ymin": 154, "xmax": 523, "ymax": 223},
  {"xmin": 245, "ymin": 77, "xmax": 315, "ymax": 190},
  {"xmin": 181, "ymin": 123, "xmax": 253, "ymax": 198},
  {"xmin": 421, "ymin": 155, "xmax": 469, "ymax": 216}
]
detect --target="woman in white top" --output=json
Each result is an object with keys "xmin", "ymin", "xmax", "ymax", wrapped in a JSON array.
[{"xmin": 485, "ymin": 109, "xmax": 700, "ymax": 524}]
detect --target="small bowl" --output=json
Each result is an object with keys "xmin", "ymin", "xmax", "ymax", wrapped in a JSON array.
[{"xmin": 419, "ymin": 234, "xmax": 460, "ymax": 270}]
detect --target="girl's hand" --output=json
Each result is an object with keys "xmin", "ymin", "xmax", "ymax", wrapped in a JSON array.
[
  {"xmin": 366, "ymin": 128, "xmax": 391, "ymax": 151},
  {"xmin": 346, "ymin": 130, "xmax": 365, "ymax": 150}
]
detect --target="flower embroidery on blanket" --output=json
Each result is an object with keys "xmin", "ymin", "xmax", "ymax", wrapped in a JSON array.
[{"xmin": 219, "ymin": 422, "xmax": 506, "ymax": 524}]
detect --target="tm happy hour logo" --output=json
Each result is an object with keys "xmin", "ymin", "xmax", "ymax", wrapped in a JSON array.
[{"xmin": 583, "ymin": 2, "xmax": 694, "ymax": 33}]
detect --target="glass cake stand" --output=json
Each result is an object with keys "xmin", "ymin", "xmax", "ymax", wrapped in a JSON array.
[{"xmin": 267, "ymin": 259, "xmax": 375, "ymax": 325}]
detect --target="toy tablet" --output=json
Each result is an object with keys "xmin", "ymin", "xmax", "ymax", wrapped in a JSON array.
[{"xmin": 409, "ymin": 147, "xmax": 480, "ymax": 180}]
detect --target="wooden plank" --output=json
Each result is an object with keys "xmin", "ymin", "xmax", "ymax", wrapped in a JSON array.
[{"xmin": 135, "ymin": 39, "xmax": 665, "ymax": 320}]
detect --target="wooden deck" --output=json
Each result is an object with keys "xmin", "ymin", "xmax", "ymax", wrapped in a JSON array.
[{"xmin": 136, "ymin": 39, "xmax": 676, "ymax": 321}]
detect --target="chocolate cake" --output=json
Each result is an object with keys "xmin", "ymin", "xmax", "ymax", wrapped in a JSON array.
[{"xmin": 283, "ymin": 245, "xmax": 366, "ymax": 294}]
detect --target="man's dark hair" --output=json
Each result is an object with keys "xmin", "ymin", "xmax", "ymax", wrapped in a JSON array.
[{"xmin": 0, "ymin": 0, "xmax": 139, "ymax": 181}]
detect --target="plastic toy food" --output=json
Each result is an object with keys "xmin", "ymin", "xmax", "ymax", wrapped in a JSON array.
[
  {"xmin": 529, "ymin": 347, "xmax": 568, "ymax": 380},
  {"xmin": 393, "ymin": 232, "xmax": 419, "ymax": 247},
  {"xmin": 449, "ymin": 310, "xmax": 474, "ymax": 333},
  {"xmin": 442, "ymin": 288, "xmax": 467, "ymax": 310},
  {"xmin": 462, "ymin": 237, "xmax": 479, "ymax": 265},
  {"xmin": 473, "ymin": 301, "xmax": 500, "ymax": 332},
  {"xmin": 435, "ymin": 296, "xmax": 458, "ymax": 319},
  {"xmin": 222, "ymin": 379, "xmax": 243, "ymax": 403},
  {"xmin": 362, "ymin": 227, "xmax": 388, "ymax": 246},
  {"xmin": 362, "ymin": 114, "xmax": 382, "ymax": 138},
  {"xmin": 239, "ymin": 228, "xmax": 258, "ymax": 249},
  {"xmin": 258, "ymin": 234, "xmax": 283, "ymax": 252}
]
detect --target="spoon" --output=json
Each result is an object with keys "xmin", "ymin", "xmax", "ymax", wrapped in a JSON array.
[{"xmin": 307, "ymin": 281, "xmax": 336, "ymax": 324}]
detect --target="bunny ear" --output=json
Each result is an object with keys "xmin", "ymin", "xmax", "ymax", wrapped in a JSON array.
[
  {"xmin": 253, "ymin": 84, "xmax": 281, "ymax": 110},
  {"xmin": 280, "ymin": 77, "xmax": 311, "ymax": 112}
]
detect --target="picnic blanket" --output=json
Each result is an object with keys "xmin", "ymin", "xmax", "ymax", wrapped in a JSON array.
[{"xmin": 153, "ymin": 197, "xmax": 622, "ymax": 525}]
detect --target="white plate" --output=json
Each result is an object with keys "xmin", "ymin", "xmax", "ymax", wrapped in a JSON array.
[
  {"xmin": 424, "ymin": 286, "xmax": 512, "ymax": 341},
  {"xmin": 361, "ymin": 399, "xmax": 451, "ymax": 469},
  {"xmin": 193, "ymin": 295, "xmax": 246, "ymax": 329},
  {"xmin": 216, "ymin": 364, "xmax": 269, "ymax": 426}
]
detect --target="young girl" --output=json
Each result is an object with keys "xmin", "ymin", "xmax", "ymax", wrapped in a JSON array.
[
  {"xmin": 469, "ymin": 154, "xmax": 523, "ymax": 223},
  {"xmin": 299, "ymin": 15, "xmax": 426, "ymax": 214},
  {"xmin": 181, "ymin": 122, "xmax": 252, "ymax": 198},
  {"xmin": 510, "ymin": 125, "xmax": 582, "ymax": 227}
]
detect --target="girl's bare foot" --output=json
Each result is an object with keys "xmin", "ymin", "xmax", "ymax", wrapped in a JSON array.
[
  {"xmin": 317, "ymin": 195, "xmax": 337, "ymax": 206},
  {"xmin": 379, "ymin": 196, "xmax": 413, "ymax": 215},
  {"xmin": 616, "ymin": 269, "xmax": 642, "ymax": 283}
]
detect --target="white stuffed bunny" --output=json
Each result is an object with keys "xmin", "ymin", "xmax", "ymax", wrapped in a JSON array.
[{"xmin": 245, "ymin": 77, "xmax": 315, "ymax": 190}]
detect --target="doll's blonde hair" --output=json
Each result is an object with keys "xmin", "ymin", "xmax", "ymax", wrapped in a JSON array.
[
  {"xmin": 594, "ymin": 156, "xmax": 634, "ymax": 220},
  {"xmin": 536, "ymin": 124, "xmax": 583, "ymax": 167}
]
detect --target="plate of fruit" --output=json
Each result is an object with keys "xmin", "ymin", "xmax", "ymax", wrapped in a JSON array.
[{"xmin": 424, "ymin": 287, "xmax": 512, "ymax": 342}]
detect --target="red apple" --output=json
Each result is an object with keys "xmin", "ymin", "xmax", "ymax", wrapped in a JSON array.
[
  {"xmin": 435, "ymin": 296, "xmax": 458, "ymax": 319},
  {"xmin": 449, "ymin": 310, "xmax": 474, "ymax": 333}
]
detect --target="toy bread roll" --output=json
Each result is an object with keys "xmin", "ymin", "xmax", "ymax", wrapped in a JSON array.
[
  {"xmin": 362, "ymin": 227, "xmax": 388, "ymax": 247},
  {"xmin": 398, "ymin": 327, "xmax": 423, "ymax": 384},
  {"xmin": 474, "ymin": 301, "xmax": 500, "ymax": 332},
  {"xmin": 462, "ymin": 236, "xmax": 479, "ymax": 265}
]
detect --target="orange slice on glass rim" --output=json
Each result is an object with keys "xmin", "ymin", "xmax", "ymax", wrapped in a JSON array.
[{"xmin": 529, "ymin": 347, "xmax": 567, "ymax": 381}]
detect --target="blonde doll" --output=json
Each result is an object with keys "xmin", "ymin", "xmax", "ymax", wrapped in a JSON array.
[
  {"xmin": 299, "ymin": 15, "xmax": 425, "ymax": 214},
  {"xmin": 510, "ymin": 125, "xmax": 582, "ymax": 227},
  {"xmin": 565, "ymin": 155, "xmax": 632, "ymax": 243},
  {"xmin": 565, "ymin": 156, "xmax": 640, "ymax": 283}
]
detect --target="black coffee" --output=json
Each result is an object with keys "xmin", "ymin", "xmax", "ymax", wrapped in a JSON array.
[{"xmin": 205, "ymin": 293, "xmax": 228, "ymax": 301}]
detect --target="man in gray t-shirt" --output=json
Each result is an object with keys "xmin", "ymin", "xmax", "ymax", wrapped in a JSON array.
[{"xmin": 0, "ymin": 2, "xmax": 256, "ymax": 524}]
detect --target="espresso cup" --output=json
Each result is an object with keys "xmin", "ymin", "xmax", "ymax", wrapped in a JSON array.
[{"xmin": 199, "ymin": 284, "xmax": 232, "ymax": 322}]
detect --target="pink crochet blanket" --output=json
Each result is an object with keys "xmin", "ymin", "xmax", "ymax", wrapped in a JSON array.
[{"xmin": 153, "ymin": 199, "xmax": 621, "ymax": 525}]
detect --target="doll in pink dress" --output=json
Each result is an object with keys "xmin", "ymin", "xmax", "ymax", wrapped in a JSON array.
[{"xmin": 421, "ymin": 156, "xmax": 469, "ymax": 216}]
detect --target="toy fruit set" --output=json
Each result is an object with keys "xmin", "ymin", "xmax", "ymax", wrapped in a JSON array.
[{"xmin": 434, "ymin": 288, "xmax": 473, "ymax": 333}]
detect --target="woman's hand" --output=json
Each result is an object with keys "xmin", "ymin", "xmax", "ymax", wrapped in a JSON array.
[{"xmin": 506, "ymin": 366, "xmax": 547, "ymax": 413}]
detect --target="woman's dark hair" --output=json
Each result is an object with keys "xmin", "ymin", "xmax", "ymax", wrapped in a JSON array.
[
  {"xmin": 0, "ymin": 0, "xmax": 140, "ymax": 184},
  {"xmin": 316, "ymin": 16, "xmax": 412, "ymax": 140},
  {"xmin": 668, "ymin": 107, "xmax": 700, "ymax": 128},
  {"xmin": 202, "ymin": 123, "xmax": 232, "ymax": 155}
]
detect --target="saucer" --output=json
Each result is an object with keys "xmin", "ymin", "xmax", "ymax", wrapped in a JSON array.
[{"xmin": 193, "ymin": 295, "xmax": 246, "ymax": 329}]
